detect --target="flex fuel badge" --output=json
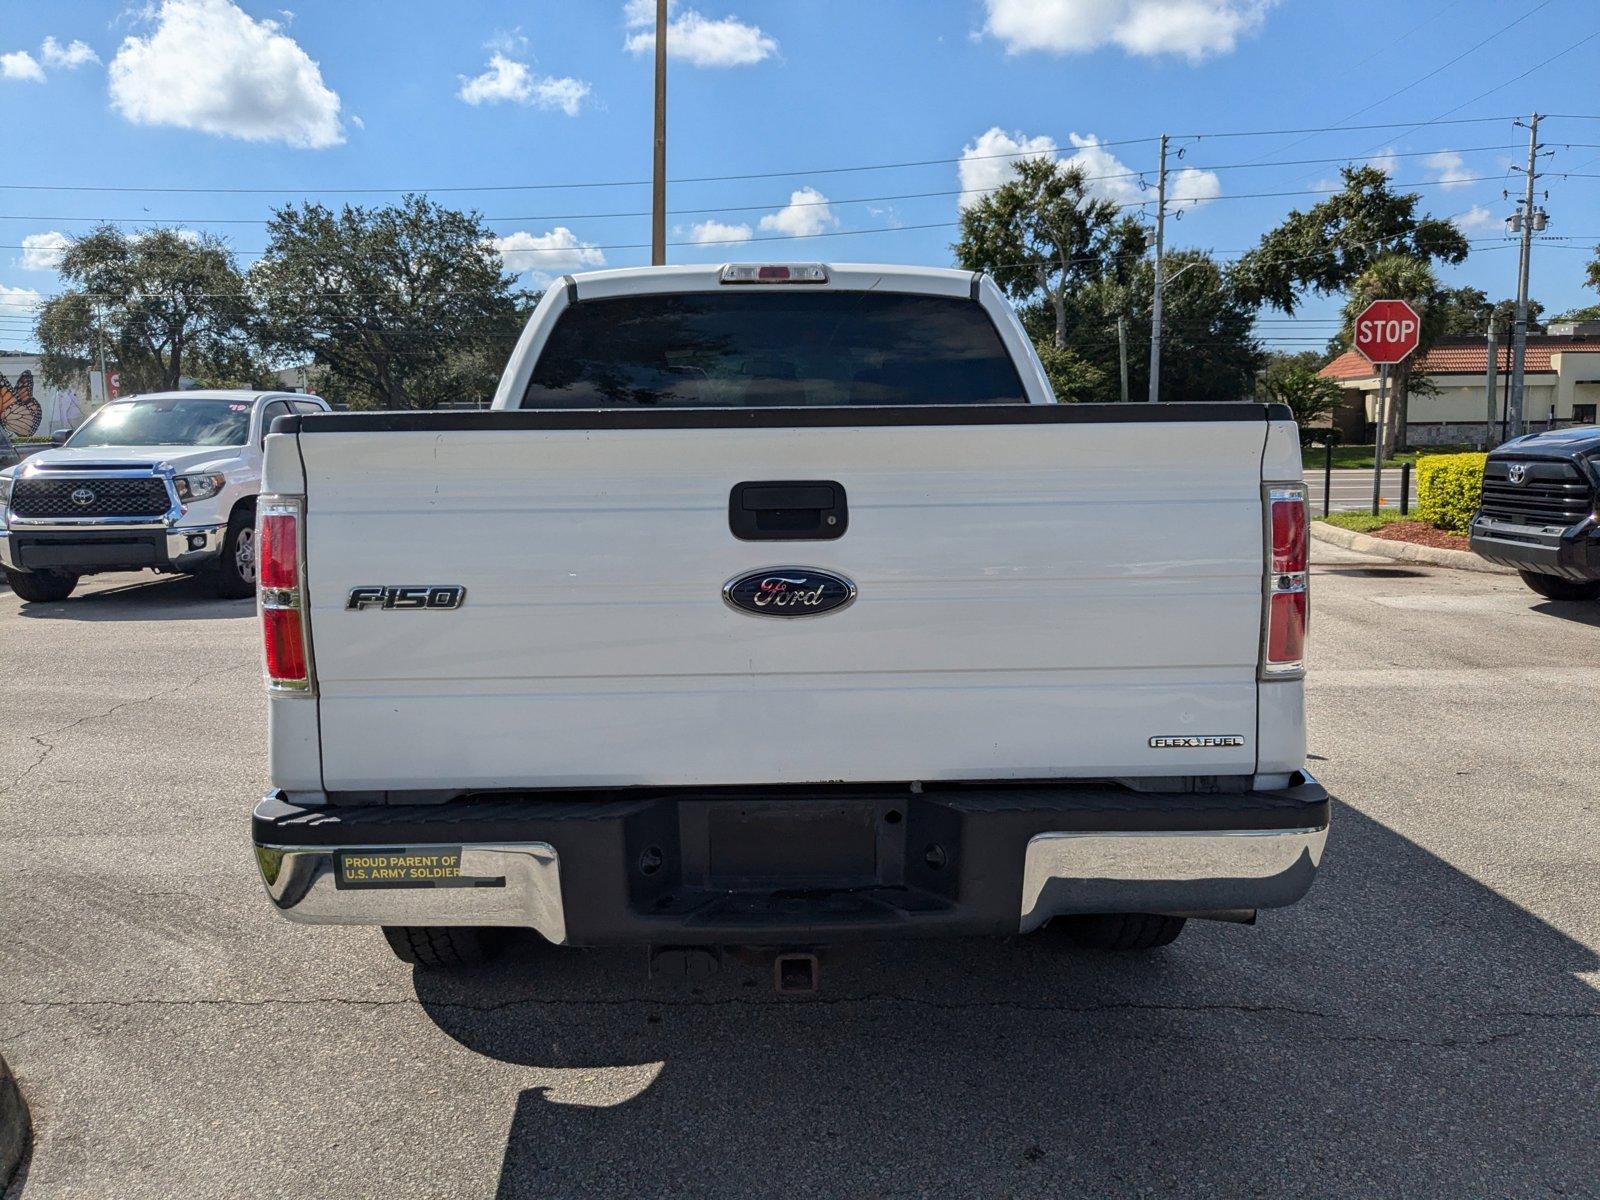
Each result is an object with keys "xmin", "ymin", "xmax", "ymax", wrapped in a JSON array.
[
  {"xmin": 335, "ymin": 848, "xmax": 494, "ymax": 889},
  {"xmin": 1148, "ymin": 735, "xmax": 1247, "ymax": 749}
]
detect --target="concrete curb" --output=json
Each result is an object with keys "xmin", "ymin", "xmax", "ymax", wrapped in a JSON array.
[
  {"xmin": 0, "ymin": 1052, "xmax": 28, "ymax": 1192},
  {"xmin": 1311, "ymin": 520, "xmax": 1514, "ymax": 574}
]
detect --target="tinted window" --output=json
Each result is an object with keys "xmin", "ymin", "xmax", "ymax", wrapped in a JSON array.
[
  {"xmin": 260, "ymin": 401, "xmax": 291, "ymax": 442},
  {"xmin": 68, "ymin": 398, "xmax": 253, "ymax": 448},
  {"xmin": 522, "ymin": 292, "xmax": 1028, "ymax": 408}
]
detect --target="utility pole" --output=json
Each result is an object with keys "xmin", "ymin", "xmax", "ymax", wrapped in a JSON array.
[
  {"xmin": 1117, "ymin": 315, "xmax": 1130, "ymax": 403},
  {"xmin": 1147, "ymin": 133, "xmax": 1168, "ymax": 403},
  {"xmin": 1483, "ymin": 324, "xmax": 1498, "ymax": 450},
  {"xmin": 651, "ymin": 0, "xmax": 668, "ymax": 266},
  {"xmin": 1507, "ymin": 113, "xmax": 1543, "ymax": 439},
  {"xmin": 1371, "ymin": 364, "xmax": 1390, "ymax": 516},
  {"xmin": 94, "ymin": 299, "xmax": 109, "ymax": 410}
]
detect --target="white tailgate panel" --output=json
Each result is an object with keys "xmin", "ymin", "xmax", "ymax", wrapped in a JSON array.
[{"xmin": 302, "ymin": 422, "xmax": 1266, "ymax": 789}]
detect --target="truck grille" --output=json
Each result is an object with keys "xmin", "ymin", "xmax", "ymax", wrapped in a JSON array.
[
  {"xmin": 9, "ymin": 475, "xmax": 171, "ymax": 519},
  {"xmin": 1479, "ymin": 459, "xmax": 1595, "ymax": 527}
]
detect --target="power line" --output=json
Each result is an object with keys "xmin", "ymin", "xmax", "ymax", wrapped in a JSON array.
[
  {"xmin": 0, "ymin": 174, "xmax": 1528, "ymax": 266},
  {"xmin": 0, "ymin": 116, "xmax": 1534, "ymax": 199},
  {"xmin": 2, "ymin": 146, "xmax": 1529, "ymax": 229}
]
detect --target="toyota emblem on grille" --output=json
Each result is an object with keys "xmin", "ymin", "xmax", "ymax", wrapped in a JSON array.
[
  {"xmin": 70, "ymin": 487, "xmax": 97, "ymax": 507},
  {"xmin": 1507, "ymin": 464, "xmax": 1527, "ymax": 485}
]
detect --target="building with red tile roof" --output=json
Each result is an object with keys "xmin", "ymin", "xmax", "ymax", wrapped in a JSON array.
[{"xmin": 1316, "ymin": 323, "xmax": 1600, "ymax": 445}]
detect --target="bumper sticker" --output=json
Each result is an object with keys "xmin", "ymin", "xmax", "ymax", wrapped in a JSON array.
[{"xmin": 336, "ymin": 848, "xmax": 495, "ymax": 889}]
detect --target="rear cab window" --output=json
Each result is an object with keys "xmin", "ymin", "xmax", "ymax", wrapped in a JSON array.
[{"xmin": 521, "ymin": 291, "xmax": 1028, "ymax": 408}]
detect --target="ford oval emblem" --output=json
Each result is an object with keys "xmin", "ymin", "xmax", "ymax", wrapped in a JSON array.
[{"xmin": 723, "ymin": 568, "xmax": 856, "ymax": 618}]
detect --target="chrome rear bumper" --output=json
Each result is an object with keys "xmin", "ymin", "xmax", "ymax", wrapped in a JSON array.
[
  {"xmin": 1019, "ymin": 825, "xmax": 1327, "ymax": 933},
  {"xmin": 252, "ymin": 778, "xmax": 1330, "ymax": 946},
  {"xmin": 256, "ymin": 843, "xmax": 568, "ymax": 944}
]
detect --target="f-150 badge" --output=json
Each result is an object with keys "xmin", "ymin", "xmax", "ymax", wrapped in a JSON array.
[
  {"xmin": 723, "ymin": 569, "xmax": 855, "ymax": 617},
  {"xmin": 346, "ymin": 585, "xmax": 466, "ymax": 611}
]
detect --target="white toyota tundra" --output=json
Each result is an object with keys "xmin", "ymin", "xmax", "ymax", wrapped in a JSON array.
[
  {"xmin": 0, "ymin": 389, "xmax": 329, "ymax": 602},
  {"xmin": 250, "ymin": 263, "xmax": 1327, "ymax": 982}
]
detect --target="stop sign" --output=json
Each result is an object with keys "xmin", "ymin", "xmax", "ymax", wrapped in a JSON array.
[{"xmin": 1352, "ymin": 299, "xmax": 1421, "ymax": 365}]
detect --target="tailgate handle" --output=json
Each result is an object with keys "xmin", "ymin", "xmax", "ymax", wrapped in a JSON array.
[{"xmin": 729, "ymin": 480, "xmax": 848, "ymax": 541}]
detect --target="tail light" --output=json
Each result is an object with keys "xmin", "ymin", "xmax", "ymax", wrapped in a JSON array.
[
  {"xmin": 1261, "ymin": 484, "xmax": 1308, "ymax": 679},
  {"xmin": 258, "ymin": 495, "xmax": 315, "ymax": 695}
]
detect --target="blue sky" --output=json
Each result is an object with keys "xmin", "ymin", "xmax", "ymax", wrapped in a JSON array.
[{"xmin": 3, "ymin": 0, "xmax": 1599, "ymax": 354}]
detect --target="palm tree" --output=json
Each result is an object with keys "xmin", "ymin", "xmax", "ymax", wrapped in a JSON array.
[{"xmin": 1338, "ymin": 255, "xmax": 1443, "ymax": 453}]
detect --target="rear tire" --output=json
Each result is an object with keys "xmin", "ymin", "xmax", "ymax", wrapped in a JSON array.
[
  {"xmin": 1519, "ymin": 571, "xmax": 1600, "ymax": 602},
  {"xmin": 215, "ymin": 507, "xmax": 256, "ymax": 599},
  {"xmin": 4, "ymin": 567, "xmax": 78, "ymax": 603},
  {"xmin": 382, "ymin": 926, "xmax": 506, "ymax": 968},
  {"xmin": 1054, "ymin": 913, "xmax": 1187, "ymax": 951}
]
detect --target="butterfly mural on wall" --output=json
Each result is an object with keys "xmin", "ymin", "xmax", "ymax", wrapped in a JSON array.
[{"xmin": 0, "ymin": 370, "xmax": 44, "ymax": 439}]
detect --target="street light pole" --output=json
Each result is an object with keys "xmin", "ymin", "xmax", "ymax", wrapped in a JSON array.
[{"xmin": 651, "ymin": 0, "xmax": 668, "ymax": 267}]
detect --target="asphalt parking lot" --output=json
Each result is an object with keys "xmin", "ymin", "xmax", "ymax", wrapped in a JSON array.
[{"xmin": 2, "ymin": 551, "xmax": 1597, "ymax": 1199}]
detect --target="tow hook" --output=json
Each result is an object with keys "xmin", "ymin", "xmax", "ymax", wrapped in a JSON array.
[{"xmin": 773, "ymin": 951, "xmax": 820, "ymax": 995}]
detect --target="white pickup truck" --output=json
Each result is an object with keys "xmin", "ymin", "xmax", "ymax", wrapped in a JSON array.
[
  {"xmin": 250, "ymin": 263, "xmax": 1327, "ymax": 982},
  {"xmin": 0, "ymin": 389, "xmax": 329, "ymax": 601}
]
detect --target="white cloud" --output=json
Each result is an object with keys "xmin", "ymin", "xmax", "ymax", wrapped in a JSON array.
[
  {"xmin": 493, "ymin": 228, "xmax": 606, "ymax": 276},
  {"xmin": 1451, "ymin": 204, "xmax": 1497, "ymax": 232},
  {"xmin": 19, "ymin": 232, "xmax": 71, "ymax": 271},
  {"xmin": 0, "ymin": 284, "xmax": 44, "ymax": 314},
  {"xmin": 458, "ymin": 53, "xmax": 590, "ymax": 115},
  {"xmin": 957, "ymin": 126, "xmax": 1220, "ymax": 213},
  {"xmin": 41, "ymin": 37, "xmax": 100, "ymax": 68},
  {"xmin": 1, "ymin": 51, "xmax": 45, "ymax": 82},
  {"xmin": 1366, "ymin": 146, "xmax": 1399, "ymax": 176},
  {"xmin": 687, "ymin": 219, "xmax": 753, "ymax": 244},
  {"xmin": 982, "ymin": 0, "xmax": 1274, "ymax": 62},
  {"xmin": 1426, "ymin": 150, "xmax": 1474, "ymax": 190},
  {"xmin": 757, "ymin": 188, "xmax": 837, "ymax": 238},
  {"xmin": 958, "ymin": 127, "xmax": 1058, "ymax": 208},
  {"xmin": 108, "ymin": 0, "xmax": 343, "ymax": 149},
  {"xmin": 624, "ymin": 2, "xmax": 777, "ymax": 68}
]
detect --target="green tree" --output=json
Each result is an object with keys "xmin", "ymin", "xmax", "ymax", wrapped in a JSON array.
[
  {"xmin": 1551, "ymin": 303, "xmax": 1600, "ymax": 324},
  {"xmin": 35, "ymin": 226, "xmax": 258, "ymax": 393},
  {"xmin": 252, "ymin": 195, "xmax": 525, "ymax": 409},
  {"xmin": 1587, "ymin": 244, "xmax": 1600, "ymax": 293},
  {"xmin": 1031, "ymin": 341, "xmax": 1108, "ymax": 402},
  {"xmin": 1431, "ymin": 286, "xmax": 1544, "ymax": 338},
  {"xmin": 1233, "ymin": 166, "xmax": 1468, "ymax": 315},
  {"xmin": 1046, "ymin": 251, "xmax": 1262, "ymax": 403},
  {"xmin": 1257, "ymin": 352, "xmax": 1342, "ymax": 441},
  {"xmin": 1337, "ymin": 255, "xmax": 1445, "ymax": 451},
  {"xmin": 953, "ymin": 158, "xmax": 1147, "ymax": 350}
]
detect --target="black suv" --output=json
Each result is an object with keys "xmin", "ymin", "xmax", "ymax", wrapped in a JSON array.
[{"xmin": 1470, "ymin": 426, "xmax": 1600, "ymax": 601}]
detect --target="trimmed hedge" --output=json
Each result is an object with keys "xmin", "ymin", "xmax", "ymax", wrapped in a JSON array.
[{"xmin": 1416, "ymin": 452, "xmax": 1487, "ymax": 535}]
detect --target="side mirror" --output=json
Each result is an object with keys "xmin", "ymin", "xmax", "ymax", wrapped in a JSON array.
[{"xmin": 50, "ymin": 428, "xmax": 71, "ymax": 446}]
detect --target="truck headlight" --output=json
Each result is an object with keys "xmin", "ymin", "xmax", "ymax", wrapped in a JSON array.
[{"xmin": 175, "ymin": 473, "xmax": 225, "ymax": 501}]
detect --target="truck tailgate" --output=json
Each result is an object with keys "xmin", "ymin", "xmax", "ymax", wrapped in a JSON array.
[{"xmin": 295, "ymin": 411, "xmax": 1272, "ymax": 790}]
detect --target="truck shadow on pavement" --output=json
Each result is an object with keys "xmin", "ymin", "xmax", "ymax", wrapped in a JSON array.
[
  {"xmin": 1530, "ymin": 600, "xmax": 1600, "ymax": 628},
  {"xmin": 413, "ymin": 802, "xmax": 1600, "ymax": 1199},
  {"xmin": 10, "ymin": 575, "xmax": 250, "ymax": 621}
]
